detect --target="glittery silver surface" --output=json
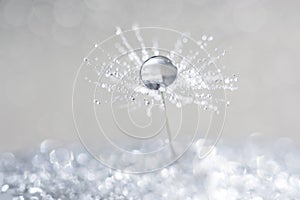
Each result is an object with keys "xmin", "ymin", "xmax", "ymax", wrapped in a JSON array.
[{"xmin": 1, "ymin": 135, "xmax": 300, "ymax": 200}]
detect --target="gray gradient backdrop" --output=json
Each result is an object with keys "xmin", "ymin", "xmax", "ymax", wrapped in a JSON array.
[{"xmin": 0, "ymin": 0, "xmax": 299, "ymax": 152}]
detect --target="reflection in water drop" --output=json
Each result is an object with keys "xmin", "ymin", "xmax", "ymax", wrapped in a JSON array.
[{"xmin": 140, "ymin": 56, "xmax": 177, "ymax": 90}]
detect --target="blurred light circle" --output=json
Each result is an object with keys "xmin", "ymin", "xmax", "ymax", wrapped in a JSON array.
[
  {"xmin": 5, "ymin": 75, "xmax": 37, "ymax": 107},
  {"xmin": 129, "ymin": 0, "xmax": 183, "ymax": 21},
  {"xmin": 3, "ymin": 0, "xmax": 32, "ymax": 27},
  {"xmin": 52, "ymin": 24, "xmax": 82, "ymax": 46},
  {"xmin": 84, "ymin": 0, "xmax": 111, "ymax": 11},
  {"xmin": 27, "ymin": 2, "xmax": 54, "ymax": 37},
  {"xmin": 53, "ymin": 0, "xmax": 84, "ymax": 28},
  {"xmin": 186, "ymin": 0, "xmax": 207, "ymax": 6},
  {"xmin": 233, "ymin": 2, "xmax": 268, "ymax": 33}
]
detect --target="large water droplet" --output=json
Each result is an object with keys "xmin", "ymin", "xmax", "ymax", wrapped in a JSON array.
[{"xmin": 140, "ymin": 56, "xmax": 177, "ymax": 90}]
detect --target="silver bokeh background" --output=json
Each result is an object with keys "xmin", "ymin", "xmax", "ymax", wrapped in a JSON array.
[{"xmin": 0, "ymin": 0, "xmax": 299, "ymax": 152}]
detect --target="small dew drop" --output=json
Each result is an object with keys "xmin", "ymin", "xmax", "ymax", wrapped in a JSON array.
[
  {"xmin": 144, "ymin": 99, "xmax": 150, "ymax": 106},
  {"xmin": 208, "ymin": 36, "xmax": 214, "ymax": 41},
  {"xmin": 83, "ymin": 57, "xmax": 89, "ymax": 62},
  {"xmin": 222, "ymin": 50, "xmax": 226, "ymax": 56},
  {"xmin": 1, "ymin": 184, "xmax": 9, "ymax": 192},
  {"xmin": 202, "ymin": 35, "xmax": 207, "ymax": 41},
  {"xmin": 115, "ymin": 27, "xmax": 122, "ymax": 35},
  {"xmin": 226, "ymin": 101, "xmax": 230, "ymax": 106},
  {"xmin": 182, "ymin": 38, "xmax": 188, "ymax": 43},
  {"xmin": 94, "ymin": 99, "xmax": 101, "ymax": 105},
  {"xmin": 176, "ymin": 102, "xmax": 182, "ymax": 108}
]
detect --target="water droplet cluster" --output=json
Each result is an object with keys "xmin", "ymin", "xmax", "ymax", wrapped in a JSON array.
[
  {"xmin": 73, "ymin": 26, "xmax": 236, "ymax": 172},
  {"xmin": 83, "ymin": 25, "xmax": 237, "ymax": 115}
]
